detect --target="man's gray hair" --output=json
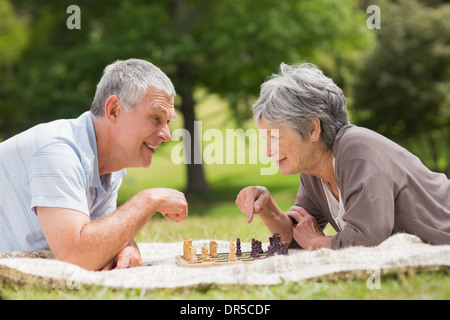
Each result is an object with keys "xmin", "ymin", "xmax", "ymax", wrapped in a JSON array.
[
  {"xmin": 252, "ymin": 63, "xmax": 349, "ymax": 150},
  {"xmin": 91, "ymin": 59, "xmax": 176, "ymax": 117}
]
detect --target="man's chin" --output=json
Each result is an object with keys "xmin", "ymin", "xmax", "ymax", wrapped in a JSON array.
[
  {"xmin": 142, "ymin": 159, "xmax": 152, "ymax": 168},
  {"xmin": 133, "ymin": 157, "xmax": 153, "ymax": 169}
]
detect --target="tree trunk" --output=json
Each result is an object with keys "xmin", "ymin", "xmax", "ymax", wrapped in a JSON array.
[
  {"xmin": 178, "ymin": 78, "xmax": 210, "ymax": 195},
  {"xmin": 170, "ymin": 0, "xmax": 209, "ymax": 194}
]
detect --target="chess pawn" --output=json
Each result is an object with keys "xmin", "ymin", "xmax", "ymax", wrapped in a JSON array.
[
  {"xmin": 229, "ymin": 241, "xmax": 237, "ymax": 261},
  {"xmin": 201, "ymin": 247, "xmax": 211, "ymax": 261},
  {"xmin": 251, "ymin": 241, "xmax": 260, "ymax": 258},
  {"xmin": 236, "ymin": 238, "xmax": 242, "ymax": 256},
  {"xmin": 190, "ymin": 247, "xmax": 198, "ymax": 262},
  {"xmin": 209, "ymin": 241, "xmax": 218, "ymax": 258},
  {"xmin": 281, "ymin": 241, "xmax": 288, "ymax": 255},
  {"xmin": 257, "ymin": 240, "xmax": 263, "ymax": 254},
  {"xmin": 183, "ymin": 237, "xmax": 192, "ymax": 261},
  {"xmin": 267, "ymin": 245, "xmax": 274, "ymax": 257},
  {"xmin": 273, "ymin": 233, "xmax": 281, "ymax": 254}
]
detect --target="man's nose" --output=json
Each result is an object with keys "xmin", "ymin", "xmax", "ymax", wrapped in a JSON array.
[{"xmin": 158, "ymin": 124, "xmax": 171, "ymax": 142}]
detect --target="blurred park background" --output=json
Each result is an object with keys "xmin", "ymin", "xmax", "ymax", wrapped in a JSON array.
[
  {"xmin": 1, "ymin": 0, "xmax": 449, "ymax": 299},
  {"xmin": 0, "ymin": 0, "xmax": 449, "ymax": 213}
]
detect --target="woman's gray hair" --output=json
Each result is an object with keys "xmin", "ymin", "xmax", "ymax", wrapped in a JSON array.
[
  {"xmin": 91, "ymin": 59, "xmax": 176, "ymax": 117},
  {"xmin": 252, "ymin": 63, "xmax": 349, "ymax": 150}
]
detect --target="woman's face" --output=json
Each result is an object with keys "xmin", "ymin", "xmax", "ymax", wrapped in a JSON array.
[{"xmin": 258, "ymin": 118, "xmax": 317, "ymax": 175}]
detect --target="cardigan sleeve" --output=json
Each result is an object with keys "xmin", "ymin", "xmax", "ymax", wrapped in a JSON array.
[
  {"xmin": 331, "ymin": 158, "xmax": 395, "ymax": 249},
  {"xmin": 295, "ymin": 174, "xmax": 329, "ymax": 230},
  {"xmin": 289, "ymin": 174, "xmax": 331, "ymax": 249}
]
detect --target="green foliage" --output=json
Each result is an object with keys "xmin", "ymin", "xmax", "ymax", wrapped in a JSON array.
[
  {"xmin": 351, "ymin": 0, "xmax": 450, "ymax": 173},
  {"xmin": 0, "ymin": 0, "xmax": 370, "ymax": 138},
  {"xmin": 0, "ymin": 0, "xmax": 28, "ymax": 69},
  {"xmin": 0, "ymin": 0, "xmax": 372, "ymax": 192}
]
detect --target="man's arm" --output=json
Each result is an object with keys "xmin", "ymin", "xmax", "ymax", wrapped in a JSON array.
[{"xmin": 37, "ymin": 188, "xmax": 187, "ymax": 270}]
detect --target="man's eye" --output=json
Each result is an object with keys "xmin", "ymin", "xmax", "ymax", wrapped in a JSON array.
[{"xmin": 151, "ymin": 115, "xmax": 160, "ymax": 121}]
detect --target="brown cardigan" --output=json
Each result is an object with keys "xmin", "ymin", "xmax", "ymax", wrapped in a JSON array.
[{"xmin": 294, "ymin": 125, "xmax": 450, "ymax": 249}]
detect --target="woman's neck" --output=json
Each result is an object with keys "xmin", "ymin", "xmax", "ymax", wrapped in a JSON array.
[{"xmin": 309, "ymin": 148, "xmax": 336, "ymax": 186}]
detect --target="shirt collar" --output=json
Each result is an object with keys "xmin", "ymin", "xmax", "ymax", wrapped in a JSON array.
[{"xmin": 84, "ymin": 112, "xmax": 126, "ymax": 189}]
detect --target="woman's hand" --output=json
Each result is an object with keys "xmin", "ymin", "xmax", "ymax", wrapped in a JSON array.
[
  {"xmin": 236, "ymin": 186, "xmax": 295, "ymax": 244},
  {"xmin": 235, "ymin": 186, "xmax": 272, "ymax": 223},
  {"xmin": 287, "ymin": 206, "xmax": 331, "ymax": 249}
]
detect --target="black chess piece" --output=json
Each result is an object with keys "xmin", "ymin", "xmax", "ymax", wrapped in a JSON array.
[
  {"xmin": 267, "ymin": 245, "xmax": 274, "ymax": 257},
  {"xmin": 280, "ymin": 241, "xmax": 288, "ymax": 255},
  {"xmin": 273, "ymin": 233, "xmax": 281, "ymax": 254},
  {"xmin": 258, "ymin": 241, "xmax": 263, "ymax": 254},
  {"xmin": 236, "ymin": 238, "xmax": 242, "ymax": 256},
  {"xmin": 251, "ymin": 239, "xmax": 260, "ymax": 258}
]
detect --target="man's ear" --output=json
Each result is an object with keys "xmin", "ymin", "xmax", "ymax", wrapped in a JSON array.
[
  {"xmin": 309, "ymin": 117, "xmax": 322, "ymax": 142},
  {"xmin": 104, "ymin": 95, "xmax": 121, "ymax": 123}
]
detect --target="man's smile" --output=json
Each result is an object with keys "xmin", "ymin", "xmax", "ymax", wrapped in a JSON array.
[{"xmin": 143, "ymin": 141, "xmax": 158, "ymax": 152}]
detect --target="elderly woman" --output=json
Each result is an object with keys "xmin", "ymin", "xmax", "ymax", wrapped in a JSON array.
[{"xmin": 236, "ymin": 63, "xmax": 450, "ymax": 249}]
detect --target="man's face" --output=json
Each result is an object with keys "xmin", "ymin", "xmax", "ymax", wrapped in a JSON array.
[{"xmin": 113, "ymin": 87, "xmax": 175, "ymax": 168}]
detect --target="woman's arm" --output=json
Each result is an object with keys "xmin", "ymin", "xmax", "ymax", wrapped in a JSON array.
[{"xmin": 235, "ymin": 186, "xmax": 294, "ymax": 244}]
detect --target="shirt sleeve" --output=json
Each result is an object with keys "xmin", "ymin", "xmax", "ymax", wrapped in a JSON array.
[
  {"xmin": 332, "ymin": 158, "xmax": 395, "ymax": 249},
  {"xmin": 89, "ymin": 178, "xmax": 123, "ymax": 221},
  {"xmin": 29, "ymin": 143, "xmax": 89, "ymax": 216}
]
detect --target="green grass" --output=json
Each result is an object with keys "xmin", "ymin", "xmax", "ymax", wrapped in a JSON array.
[{"xmin": 2, "ymin": 268, "xmax": 449, "ymax": 300}]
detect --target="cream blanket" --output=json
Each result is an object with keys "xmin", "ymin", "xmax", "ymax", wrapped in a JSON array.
[{"xmin": 0, "ymin": 233, "xmax": 449, "ymax": 289}]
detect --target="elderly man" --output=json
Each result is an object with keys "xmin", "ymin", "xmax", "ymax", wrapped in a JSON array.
[
  {"xmin": 236, "ymin": 63, "xmax": 450, "ymax": 249},
  {"xmin": 0, "ymin": 59, "xmax": 188, "ymax": 270}
]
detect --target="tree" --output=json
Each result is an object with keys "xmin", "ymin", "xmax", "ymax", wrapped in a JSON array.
[
  {"xmin": 0, "ymin": 0, "xmax": 371, "ymax": 193},
  {"xmin": 352, "ymin": 0, "xmax": 450, "ymax": 174}
]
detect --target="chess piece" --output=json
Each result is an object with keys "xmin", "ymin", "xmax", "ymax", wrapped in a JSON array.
[
  {"xmin": 267, "ymin": 245, "xmax": 274, "ymax": 257},
  {"xmin": 251, "ymin": 239, "xmax": 260, "ymax": 258},
  {"xmin": 190, "ymin": 247, "xmax": 198, "ymax": 262},
  {"xmin": 236, "ymin": 238, "xmax": 242, "ymax": 256},
  {"xmin": 257, "ymin": 240, "xmax": 263, "ymax": 254},
  {"xmin": 273, "ymin": 233, "xmax": 281, "ymax": 254},
  {"xmin": 183, "ymin": 236, "xmax": 192, "ymax": 261},
  {"xmin": 229, "ymin": 241, "xmax": 237, "ymax": 261},
  {"xmin": 280, "ymin": 241, "xmax": 288, "ymax": 255},
  {"xmin": 201, "ymin": 247, "xmax": 211, "ymax": 261},
  {"xmin": 209, "ymin": 240, "xmax": 218, "ymax": 258}
]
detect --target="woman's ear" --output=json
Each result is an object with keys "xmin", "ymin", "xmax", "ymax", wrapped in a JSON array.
[{"xmin": 309, "ymin": 117, "xmax": 322, "ymax": 142}]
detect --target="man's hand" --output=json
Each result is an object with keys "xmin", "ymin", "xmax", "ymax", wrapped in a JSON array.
[
  {"xmin": 235, "ymin": 186, "xmax": 272, "ymax": 223},
  {"xmin": 101, "ymin": 240, "xmax": 142, "ymax": 270},
  {"xmin": 287, "ymin": 206, "xmax": 331, "ymax": 249},
  {"xmin": 147, "ymin": 188, "xmax": 188, "ymax": 222}
]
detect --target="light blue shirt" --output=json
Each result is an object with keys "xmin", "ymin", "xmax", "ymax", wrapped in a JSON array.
[{"xmin": 0, "ymin": 111, "xmax": 126, "ymax": 252}]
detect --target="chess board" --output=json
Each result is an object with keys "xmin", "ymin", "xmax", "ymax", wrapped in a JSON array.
[{"xmin": 176, "ymin": 251, "xmax": 269, "ymax": 268}]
